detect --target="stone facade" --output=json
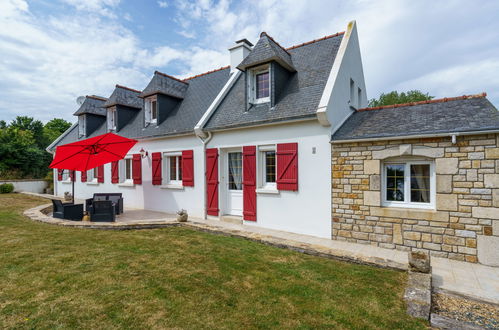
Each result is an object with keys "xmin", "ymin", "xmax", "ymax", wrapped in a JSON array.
[{"xmin": 332, "ymin": 133, "xmax": 499, "ymax": 264}]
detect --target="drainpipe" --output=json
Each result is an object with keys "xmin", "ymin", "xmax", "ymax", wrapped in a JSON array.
[{"xmin": 196, "ymin": 131, "xmax": 212, "ymax": 219}]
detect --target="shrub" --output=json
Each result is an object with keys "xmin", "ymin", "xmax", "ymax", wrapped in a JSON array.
[{"xmin": 0, "ymin": 183, "xmax": 14, "ymax": 194}]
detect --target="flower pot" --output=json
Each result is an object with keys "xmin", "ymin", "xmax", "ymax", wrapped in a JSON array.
[{"xmin": 177, "ymin": 213, "xmax": 188, "ymax": 222}]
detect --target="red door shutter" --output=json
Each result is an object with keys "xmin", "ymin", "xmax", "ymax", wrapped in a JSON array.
[
  {"xmin": 111, "ymin": 161, "xmax": 119, "ymax": 183},
  {"xmin": 97, "ymin": 165, "xmax": 104, "ymax": 183},
  {"xmin": 81, "ymin": 171, "xmax": 87, "ymax": 182},
  {"xmin": 57, "ymin": 169, "xmax": 63, "ymax": 181},
  {"xmin": 69, "ymin": 170, "xmax": 75, "ymax": 182},
  {"xmin": 132, "ymin": 154, "xmax": 142, "ymax": 184},
  {"xmin": 152, "ymin": 152, "xmax": 162, "ymax": 185},
  {"xmin": 182, "ymin": 150, "xmax": 194, "ymax": 187},
  {"xmin": 243, "ymin": 146, "xmax": 257, "ymax": 221},
  {"xmin": 206, "ymin": 148, "xmax": 219, "ymax": 216},
  {"xmin": 276, "ymin": 143, "xmax": 298, "ymax": 191}
]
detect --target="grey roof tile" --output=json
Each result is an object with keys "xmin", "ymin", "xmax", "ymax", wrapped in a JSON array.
[
  {"xmin": 237, "ymin": 32, "xmax": 296, "ymax": 72},
  {"xmin": 104, "ymin": 85, "xmax": 142, "ymax": 109},
  {"xmin": 73, "ymin": 96, "xmax": 107, "ymax": 116},
  {"xmin": 331, "ymin": 95, "xmax": 499, "ymax": 141},
  {"xmin": 205, "ymin": 33, "xmax": 344, "ymax": 131},
  {"xmin": 139, "ymin": 71, "xmax": 189, "ymax": 99}
]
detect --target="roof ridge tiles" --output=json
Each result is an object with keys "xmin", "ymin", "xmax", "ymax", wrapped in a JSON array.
[
  {"xmin": 154, "ymin": 70, "xmax": 189, "ymax": 84},
  {"xmin": 286, "ymin": 31, "xmax": 345, "ymax": 50},
  {"xmin": 260, "ymin": 31, "xmax": 292, "ymax": 56},
  {"xmin": 357, "ymin": 93, "xmax": 488, "ymax": 112},
  {"xmin": 86, "ymin": 95, "xmax": 107, "ymax": 101},
  {"xmin": 115, "ymin": 84, "xmax": 142, "ymax": 93},
  {"xmin": 183, "ymin": 66, "xmax": 230, "ymax": 81}
]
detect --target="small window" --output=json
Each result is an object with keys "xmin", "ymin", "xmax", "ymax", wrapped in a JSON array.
[
  {"xmin": 259, "ymin": 146, "xmax": 277, "ymax": 190},
  {"xmin": 62, "ymin": 170, "xmax": 70, "ymax": 181},
  {"xmin": 383, "ymin": 160, "xmax": 435, "ymax": 209},
  {"xmin": 87, "ymin": 167, "xmax": 98, "ymax": 182},
  {"xmin": 107, "ymin": 108, "xmax": 117, "ymax": 131},
  {"xmin": 164, "ymin": 153, "xmax": 182, "ymax": 185},
  {"xmin": 119, "ymin": 157, "xmax": 133, "ymax": 183},
  {"xmin": 249, "ymin": 65, "xmax": 270, "ymax": 104},
  {"xmin": 78, "ymin": 115, "xmax": 86, "ymax": 137},
  {"xmin": 145, "ymin": 96, "xmax": 158, "ymax": 125}
]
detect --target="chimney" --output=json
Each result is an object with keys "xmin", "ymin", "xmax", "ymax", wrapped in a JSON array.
[{"xmin": 228, "ymin": 38, "xmax": 253, "ymax": 73}]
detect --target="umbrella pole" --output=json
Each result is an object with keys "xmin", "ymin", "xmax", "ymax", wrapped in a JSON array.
[{"xmin": 72, "ymin": 172, "xmax": 75, "ymax": 204}]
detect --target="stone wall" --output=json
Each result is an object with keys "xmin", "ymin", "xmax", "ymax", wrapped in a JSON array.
[{"xmin": 331, "ymin": 133, "xmax": 499, "ymax": 264}]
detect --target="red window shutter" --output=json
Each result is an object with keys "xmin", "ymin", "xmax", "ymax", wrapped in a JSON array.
[
  {"xmin": 97, "ymin": 165, "xmax": 104, "ymax": 183},
  {"xmin": 111, "ymin": 161, "xmax": 119, "ymax": 184},
  {"xmin": 132, "ymin": 154, "xmax": 142, "ymax": 184},
  {"xmin": 81, "ymin": 171, "xmax": 87, "ymax": 182},
  {"xmin": 243, "ymin": 146, "xmax": 257, "ymax": 221},
  {"xmin": 57, "ymin": 169, "xmax": 63, "ymax": 181},
  {"xmin": 69, "ymin": 170, "xmax": 75, "ymax": 182},
  {"xmin": 182, "ymin": 150, "xmax": 194, "ymax": 187},
  {"xmin": 276, "ymin": 143, "xmax": 298, "ymax": 191},
  {"xmin": 152, "ymin": 152, "xmax": 162, "ymax": 185},
  {"xmin": 206, "ymin": 148, "xmax": 219, "ymax": 216}
]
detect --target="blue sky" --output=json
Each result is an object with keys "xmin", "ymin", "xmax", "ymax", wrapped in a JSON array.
[{"xmin": 1, "ymin": 0, "xmax": 499, "ymax": 123}]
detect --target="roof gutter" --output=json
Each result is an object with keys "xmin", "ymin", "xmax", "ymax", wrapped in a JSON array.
[
  {"xmin": 194, "ymin": 71, "xmax": 241, "ymax": 139},
  {"xmin": 330, "ymin": 129, "xmax": 499, "ymax": 144}
]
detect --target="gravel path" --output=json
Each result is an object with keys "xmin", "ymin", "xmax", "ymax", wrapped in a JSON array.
[{"xmin": 432, "ymin": 293, "xmax": 499, "ymax": 329}]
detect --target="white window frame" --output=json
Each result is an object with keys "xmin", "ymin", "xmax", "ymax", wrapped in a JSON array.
[
  {"xmin": 248, "ymin": 64, "xmax": 271, "ymax": 105},
  {"xmin": 256, "ymin": 145, "xmax": 279, "ymax": 194},
  {"xmin": 86, "ymin": 167, "xmax": 99, "ymax": 184},
  {"xmin": 145, "ymin": 96, "xmax": 158, "ymax": 125},
  {"xmin": 382, "ymin": 159, "xmax": 435, "ymax": 210},
  {"xmin": 78, "ymin": 115, "xmax": 86, "ymax": 137},
  {"xmin": 107, "ymin": 107, "xmax": 117, "ymax": 131},
  {"xmin": 163, "ymin": 152, "xmax": 182, "ymax": 186},
  {"xmin": 62, "ymin": 170, "xmax": 71, "ymax": 183},
  {"xmin": 119, "ymin": 156, "xmax": 134, "ymax": 185}
]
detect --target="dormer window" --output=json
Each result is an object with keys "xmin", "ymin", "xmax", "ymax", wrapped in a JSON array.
[
  {"xmin": 78, "ymin": 115, "xmax": 86, "ymax": 137},
  {"xmin": 248, "ymin": 64, "xmax": 271, "ymax": 104},
  {"xmin": 107, "ymin": 107, "xmax": 117, "ymax": 131},
  {"xmin": 145, "ymin": 96, "xmax": 158, "ymax": 126}
]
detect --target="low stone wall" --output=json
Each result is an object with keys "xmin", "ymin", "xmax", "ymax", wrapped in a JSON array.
[
  {"xmin": 332, "ymin": 133, "xmax": 499, "ymax": 264},
  {"xmin": 0, "ymin": 179, "xmax": 48, "ymax": 194}
]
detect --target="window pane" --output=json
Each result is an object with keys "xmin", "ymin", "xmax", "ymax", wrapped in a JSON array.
[
  {"xmin": 170, "ymin": 156, "xmax": 177, "ymax": 181},
  {"xmin": 125, "ymin": 159, "xmax": 131, "ymax": 180},
  {"xmin": 152, "ymin": 101, "xmax": 157, "ymax": 120},
  {"xmin": 256, "ymin": 72, "xmax": 269, "ymax": 99},
  {"xmin": 228, "ymin": 152, "xmax": 242, "ymax": 190},
  {"xmin": 178, "ymin": 156, "xmax": 182, "ymax": 180},
  {"xmin": 386, "ymin": 164, "xmax": 404, "ymax": 201},
  {"xmin": 411, "ymin": 164, "xmax": 430, "ymax": 203},
  {"xmin": 265, "ymin": 151, "xmax": 276, "ymax": 183}
]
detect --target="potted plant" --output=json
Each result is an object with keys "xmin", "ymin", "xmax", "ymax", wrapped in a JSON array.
[{"xmin": 176, "ymin": 209, "xmax": 188, "ymax": 222}]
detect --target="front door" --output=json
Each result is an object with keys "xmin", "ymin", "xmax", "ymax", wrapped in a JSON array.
[{"xmin": 226, "ymin": 151, "xmax": 243, "ymax": 216}]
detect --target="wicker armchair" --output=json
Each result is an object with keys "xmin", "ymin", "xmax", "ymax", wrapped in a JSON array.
[{"xmin": 52, "ymin": 199, "xmax": 83, "ymax": 221}]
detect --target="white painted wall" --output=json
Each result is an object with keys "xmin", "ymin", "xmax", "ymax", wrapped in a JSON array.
[
  {"xmin": 0, "ymin": 180, "xmax": 48, "ymax": 193},
  {"xmin": 55, "ymin": 134, "xmax": 206, "ymax": 218},
  {"xmin": 317, "ymin": 21, "xmax": 368, "ymax": 132},
  {"xmin": 206, "ymin": 120, "xmax": 332, "ymax": 238}
]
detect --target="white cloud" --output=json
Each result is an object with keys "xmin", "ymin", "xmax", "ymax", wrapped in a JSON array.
[
  {"xmin": 62, "ymin": 0, "xmax": 121, "ymax": 18},
  {"xmin": 157, "ymin": 1, "xmax": 168, "ymax": 8}
]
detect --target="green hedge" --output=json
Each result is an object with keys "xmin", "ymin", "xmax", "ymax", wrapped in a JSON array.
[{"xmin": 0, "ymin": 183, "xmax": 14, "ymax": 194}]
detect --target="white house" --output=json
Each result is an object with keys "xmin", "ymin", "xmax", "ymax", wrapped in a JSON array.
[{"xmin": 48, "ymin": 21, "xmax": 367, "ymax": 239}]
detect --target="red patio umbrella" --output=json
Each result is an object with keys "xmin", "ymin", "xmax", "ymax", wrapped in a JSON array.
[{"xmin": 49, "ymin": 133, "xmax": 138, "ymax": 203}]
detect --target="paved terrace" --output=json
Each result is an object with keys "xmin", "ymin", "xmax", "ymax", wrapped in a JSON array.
[{"xmin": 22, "ymin": 192, "xmax": 499, "ymax": 306}]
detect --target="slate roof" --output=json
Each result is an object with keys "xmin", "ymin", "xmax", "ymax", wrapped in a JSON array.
[
  {"xmin": 72, "ymin": 96, "xmax": 107, "ymax": 116},
  {"xmin": 139, "ymin": 71, "xmax": 189, "ymax": 99},
  {"xmin": 204, "ymin": 32, "xmax": 344, "ymax": 131},
  {"xmin": 331, "ymin": 94, "xmax": 499, "ymax": 141},
  {"xmin": 104, "ymin": 85, "xmax": 142, "ymax": 109},
  {"xmin": 237, "ymin": 32, "xmax": 296, "ymax": 72},
  {"xmin": 49, "ymin": 67, "xmax": 230, "ymax": 151}
]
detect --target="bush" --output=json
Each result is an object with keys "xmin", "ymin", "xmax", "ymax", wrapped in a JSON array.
[{"xmin": 0, "ymin": 183, "xmax": 14, "ymax": 194}]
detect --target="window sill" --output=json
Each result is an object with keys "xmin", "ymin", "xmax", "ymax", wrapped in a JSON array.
[
  {"xmin": 160, "ymin": 184, "xmax": 184, "ymax": 190},
  {"xmin": 256, "ymin": 188, "xmax": 279, "ymax": 195},
  {"xmin": 86, "ymin": 181, "xmax": 99, "ymax": 186},
  {"xmin": 118, "ymin": 181, "xmax": 135, "ymax": 187},
  {"xmin": 62, "ymin": 181, "xmax": 72, "ymax": 184},
  {"xmin": 381, "ymin": 204, "xmax": 435, "ymax": 211}
]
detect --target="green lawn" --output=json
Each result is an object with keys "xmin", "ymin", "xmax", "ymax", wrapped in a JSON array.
[{"xmin": 0, "ymin": 193, "xmax": 426, "ymax": 329}]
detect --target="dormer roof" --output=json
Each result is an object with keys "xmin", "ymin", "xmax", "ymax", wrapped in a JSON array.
[
  {"xmin": 73, "ymin": 95, "xmax": 107, "ymax": 116},
  {"xmin": 237, "ymin": 32, "xmax": 296, "ymax": 72},
  {"xmin": 139, "ymin": 71, "xmax": 189, "ymax": 99},
  {"xmin": 104, "ymin": 85, "xmax": 142, "ymax": 109}
]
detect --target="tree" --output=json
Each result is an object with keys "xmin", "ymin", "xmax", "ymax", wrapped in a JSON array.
[
  {"xmin": 368, "ymin": 90, "xmax": 433, "ymax": 107},
  {"xmin": 9, "ymin": 116, "xmax": 45, "ymax": 148},
  {"xmin": 43, "ymin": 118, "xmax": 71, "ymax": 147},
  {"xmin": 0, "ymin": 120, "xmax": 6, "ymax": 129}
]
